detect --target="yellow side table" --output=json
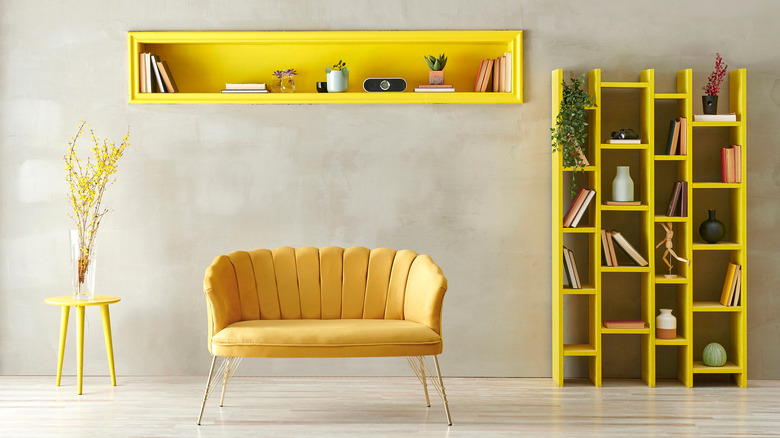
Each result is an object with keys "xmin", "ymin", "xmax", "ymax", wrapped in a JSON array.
[{"xmin": 45, "ymin": 295, "xmax": 120, "ymax": 395}]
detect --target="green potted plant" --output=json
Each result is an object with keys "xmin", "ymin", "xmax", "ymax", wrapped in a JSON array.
[
  {"xmin": 424, "ymin": 53, "xmax": 447, "ymax": 85},
  {"xmin": 326, "ymin": 60, "xmax": 349, "ymax": 92},
  {"xmin": 551, "ymin": 75, "xmax": 596, "ymax": 198}
]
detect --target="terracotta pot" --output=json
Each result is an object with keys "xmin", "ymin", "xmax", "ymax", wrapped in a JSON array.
[{"xmin": 429, "ymin": 71, "xmax": 444, "ymax": 85}]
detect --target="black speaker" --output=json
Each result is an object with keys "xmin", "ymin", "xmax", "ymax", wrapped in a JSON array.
[{"xmin": 363, "ymin": 78, "xmax": 407, "ymax": 92}]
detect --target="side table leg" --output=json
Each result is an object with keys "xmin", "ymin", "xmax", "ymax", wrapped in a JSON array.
[
  {"xmin": 76, "ymin": 306, "xmax": 85, "ymax": 395},
  {"xmin": 56, "ymin": 306, "xmax": 70, "ymax": 386},
  {"xmin": 100, "ymin": 304, "xmax": 117, "ymax": 386}
]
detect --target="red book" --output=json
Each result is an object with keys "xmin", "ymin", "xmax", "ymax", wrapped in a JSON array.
[
  {"xmin": 603, "ymin": 320, "xmax": 646, "ymax": 329},
  {"xmin": 563, "ymin": 188, "xmax": 588, "ymax": 228}
]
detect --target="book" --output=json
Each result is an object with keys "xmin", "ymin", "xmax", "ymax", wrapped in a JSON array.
[
  {"xmin": 719, "ymin": 263, "xmax": 739, "ymax": 306},
  {"xmin": 666, "ymin": 181, "xmax": 683, "ymax": 217},
  {"xmin": 677, "ymin": 117, "xmax": 688, "ymax": 155},
  {"xmin": 505, "ymin": 51, "xmax": 512, "ymax": 93},
  {"xmin": 225, "ymin": 83, "xmax": 267, "ymax": 90},
  {"xmin": 734, "ymin": 145, "xmax": 742, "ymax": 183},
  {"xmin": 144, "ymin": 52, "xmax": 154, "ymax": 92},
  {"xmin": 693, "ymin": 113, "xmax": 737, "ymax": 122},
  {"xmin": 473, "ymin": 60, "xmax": 488, "ymax": 92},
  {"xmin": 157, "ymin": 60, "xmax": 179, "ymax": 93},
  {"xmin": 607, "ymin": 139, "xmax": 641, "ymax": 144},
  {"xmin": 492, "ymin": 57, "xmax": 500, "ymax": 92},
  {"xmin": 414, "ymin": 88, "xmax": 455, "ymax": 92},
  {"xmin": 570, "ymin": 189, "xmax": 596, "ymax": 227},
  {"xmin": 568, "ymin": 247, "xmax": 582, "ymax": 289},
  {"xmin": 416, "ymin": 84, "xmax": 453, "ymax": 88},
  {"xmin": 722, "ymin": 147, "xmax": 736, "ymax": 183},
  {"xmin": 563, "ymin": 188, "xmax": 588, "ymax": 227},
  {"xmin": 479, "ymin": 58, "xmax": 495, "ymax": 92},
  {"xmin": 665, "ymin": 119, "xmax": 680, "ymax": 155},
  {"xmin": 610, "ymin": 230, "xmax": 649, "ymax": 266},
  {"xmin": 139, "ymin": 52, "xmax": 147, "ymax": 93},
  {"xmin": 150, "ymin": 54, "xmax": 166, "ymax": 92},
  {"xmin": 221, "ymin": 89, "xmax": 269, "ymax": 93},
  {"xmin": 498, "ymin": 55, "xmax": 506, "ymax": 93},
  {"xmin": 680, "ymin": 181, "xmax": 688, "ymax": 217},
  {"xmin": 562, "ymin": 247, "xmax": 581, "ymax": 289},
  {"xmin": 603, "ymin": 200, "xmax": 641, "ymax": 206},
  {"xmin": 601, "ymin": 229, "xmax": 613, "ymax": 267},
  {"xmin": 603, "ymin": 320, "xmax": 646, "ymax": 329},
  {"xmin": 730, "ymin": 265, "xmax": 742, "ymax": 307}
]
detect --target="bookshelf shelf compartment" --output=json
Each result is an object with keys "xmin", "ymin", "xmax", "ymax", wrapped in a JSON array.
[
  {"xmin": 128, "ymin": 30, "xmax": 523, "ymax": 104},
  {"xmin": 552, "ymin": 68, "xmax": 747, "ymax": 388}
]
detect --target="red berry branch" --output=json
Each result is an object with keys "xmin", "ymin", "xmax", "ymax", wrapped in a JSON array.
[{"xmin": 703, "ymin": 53, "xmax": 728, "ymax": 96}]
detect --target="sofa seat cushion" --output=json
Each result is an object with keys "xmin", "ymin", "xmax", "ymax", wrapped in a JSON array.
[{"xmin": 210, "ymin": 319, "xmax": 443, "ymax": 358}]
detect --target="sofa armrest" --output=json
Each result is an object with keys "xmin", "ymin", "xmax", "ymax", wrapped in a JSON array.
[
  {"xmin": 203, "ymin": 255, "xmax": 242, "ymax": 353},
  {"xmin": 403, "ymin": 255, "xmax": 448, "ymax": 335}
]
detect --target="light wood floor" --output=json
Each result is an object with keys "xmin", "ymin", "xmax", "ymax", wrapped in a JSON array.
[{"xmin": 2, "ymin": 376, "xmax": 780, "ymax": 437}]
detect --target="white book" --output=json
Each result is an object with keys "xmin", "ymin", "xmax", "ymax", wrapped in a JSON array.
[
  {"xmin": 414, "ymin": 88, "xmax": 455, "ymax": 92},
  {"xmin": 225, "ymin": 83, "xmax": 267, "ymax": 90},
  {"xmin": 221, "ymin": 89, "xmax": 269, "ymax": 93},
  {"xmin": 144, "ymin": 52, "xmax": 153, "ymax": 92},
  {"xmin": 693, "ymin": 113, "xmax": 737, "ymax": 122},
  {"xmin": 505, "ymin": 51, "xmax": 512, "ymax": 93},
  {"xmin": 607, "ymin": 139, "xmax": 641, "ymax": 144}
]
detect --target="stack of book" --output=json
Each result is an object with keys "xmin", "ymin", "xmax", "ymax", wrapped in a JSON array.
[
  {"xmin": 665, "ymin": 118, "xmax": 688, "ymax": 155},
  {"xmin": 563, "ymin": 188, "xmax": 596, "ymax": 228},
  {"xmin": 139, "ymin": 52, "xmax": 178, "ymax": 93},
  {"xmin": 562, "ymin": 246, "xmax": 581, "ymax": 289},
  {"xmin": 721, "ymin": 145, "xmax": 743, "ymax": 183},
  {"xmin": 472, "ymin": 52, "xmax": 512, "ymax": 92},
  {"xmin": 719, "ymin": 262, "xmax": 742, "ymax": 306},
  {"xmin": 414, "ymin": 84, "xmax": 454, "ymax": 93},
  {"xmin": 601, "ymin": 229, "xmax": 648, "ymax": 267},
  {"xmin": 665, "ymin": 181, "xmax": 688, "ymax": 217},
  {"xmin": 222, "ymin": 83, "xmax": 268, "ymax": 93}
]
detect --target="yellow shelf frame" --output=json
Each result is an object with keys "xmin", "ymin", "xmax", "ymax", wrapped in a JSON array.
[
  {"xmin": 552, "ymin": 68, "xmax": 747, "ymax": 388},
  {"xmin": 127, "ymin": 30, "xmax": 523, "ymax": 104}
]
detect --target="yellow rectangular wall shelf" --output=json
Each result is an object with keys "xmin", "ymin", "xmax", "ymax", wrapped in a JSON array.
[{"xmin": 128, "ymin": 30, "xmax": 523, "ymax": 104}]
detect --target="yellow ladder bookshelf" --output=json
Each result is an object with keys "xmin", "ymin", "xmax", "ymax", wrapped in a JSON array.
[
  {"xmin": 127, "ymin": 30, "xmax": 523, "ymax": 104},
  {"xmin": 552, "ymin": 68, "xmax": 747, "ymax": 388}
]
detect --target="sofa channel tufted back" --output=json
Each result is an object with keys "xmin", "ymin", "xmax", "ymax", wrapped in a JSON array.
[{"xmin": 203, "ymin": 246, "xmax": 448, "ymax": 336}]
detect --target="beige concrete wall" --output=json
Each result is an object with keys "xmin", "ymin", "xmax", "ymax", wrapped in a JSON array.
[{"xmin": 1, "ymin": 0, "xmax": 778, "ymax": 379}]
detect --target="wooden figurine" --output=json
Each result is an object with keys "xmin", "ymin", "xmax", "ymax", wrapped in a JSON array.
[{"xmin": 656, "ymin": 222, "xmax": 690, "ymax": 278}]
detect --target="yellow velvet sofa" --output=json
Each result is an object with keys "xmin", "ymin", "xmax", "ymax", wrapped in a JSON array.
[{"xmin": 198, "ymin": 246, "xmax": 451, "ymax": 425}]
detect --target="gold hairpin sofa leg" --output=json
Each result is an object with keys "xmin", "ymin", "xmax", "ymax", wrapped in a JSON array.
[
  {"xmin": 407, "ymin": 355, "xmax": 452, "ymax": 426},
  {"xmin": 197, "ymin": 356, "xmax": 218, "ymax": 425},
  {"xmin": 434, "ymin": 356, "xmax": 452, "ymax": 426}
]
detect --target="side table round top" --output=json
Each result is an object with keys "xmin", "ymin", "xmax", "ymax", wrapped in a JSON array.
[{"xmin": 45, "ymin": 295, "xmax": 121, "ymax": 306}]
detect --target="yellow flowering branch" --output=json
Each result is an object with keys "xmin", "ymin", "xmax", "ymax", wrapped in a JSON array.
[{"xmin": 64, "ymin": 121, "xmax": 130, "ymax": 288}]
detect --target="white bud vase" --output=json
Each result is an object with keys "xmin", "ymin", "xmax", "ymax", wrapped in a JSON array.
[
  {"xmin": 656, "ymin": 308, "xmax": 677, "ymax": 339},
  {"xmin": 612, "ymin": 165, "xmax": 634, "ymax": 202}
]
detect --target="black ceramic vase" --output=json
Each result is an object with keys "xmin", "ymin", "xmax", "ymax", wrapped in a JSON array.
[
  {"xmin": 699, "ymin": 209, "xmax": 725, "ymax": 243},
  {"xmin": 702, "ymin": 95, "xmax": 718, "ymax": 115}
]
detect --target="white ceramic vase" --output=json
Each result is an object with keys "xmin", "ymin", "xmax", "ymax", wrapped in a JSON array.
[
  {"xmin": 612, "ymin": 165, "xmax": 634, "ymax": 201},
  {"xmin": 656, "ymin": 308, "xmax": 677, "ymax": 339},
  {"xmin": 327, "ymin": 70, "xmax": 348, "ymax": 92}
]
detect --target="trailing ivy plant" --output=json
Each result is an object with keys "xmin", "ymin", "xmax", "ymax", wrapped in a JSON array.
[{"xmin": 551, "ymin": 75, "xmax": 596, "ymax": 198}]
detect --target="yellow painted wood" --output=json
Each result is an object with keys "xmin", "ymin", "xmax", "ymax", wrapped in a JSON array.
[
  {"xmin": 563, "ymin": 287, "xmax": 597, "ymax": 295},
  {"xmin": 552, "ymin": 67, "xmax": 746, "ymax": 388},
  {"xmin": 55, "ymin": 306, "xmax": 70, "ymax": 386},
  {"xmin": 128, "ymin": 30, "xmax": 523, "ymax": 104},
  {"xmin": 563, "ymin": 344, "xmax": 597, "ymax": 356},
  {"xmin": 692, "ymin": 361, "xmax": 741, "ymax": 374},
  {"xmin": 100, "ymin": 305, "xmax": 117, "ymax": 386},
  {"xmin": 76, "ymin": 306, "xmax": 85, "ymax": 395},
  {"xmin": 45, "ymin": 295, "xmax": 121, "ymax": 394},
  {"xmin": 551, "ymin": 69, "xmax": 564, "ymax": 387},
  {"xmin": 563, "ymin": 227, "xmax": 597, "ymax": 234}
]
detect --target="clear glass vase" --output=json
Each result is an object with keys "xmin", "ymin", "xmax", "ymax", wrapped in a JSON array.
[
  {"xmin": 70, "ymin": 229, "xmax": 96, "ymax": 300},
  {"xmin": 280, "ymin": 74, "xmax": 295, "ymax": 93}
]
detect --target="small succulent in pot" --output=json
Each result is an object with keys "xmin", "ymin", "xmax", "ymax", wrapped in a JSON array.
[
  {"xmin": 326, "ymin": 60, "xmax": 348, "ymax": 75},
  {"xmin": 424, "ymin": 53, "xmax": 447, "ymax": 71}
]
